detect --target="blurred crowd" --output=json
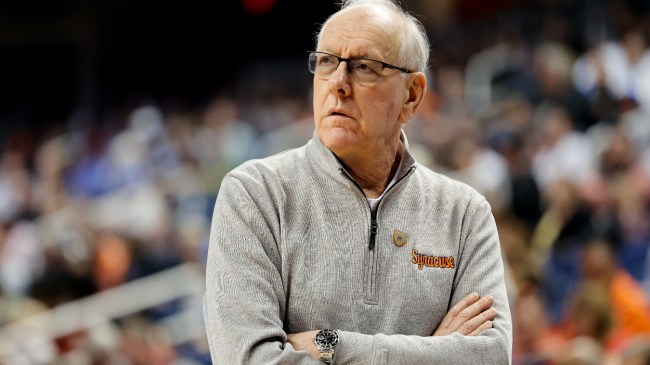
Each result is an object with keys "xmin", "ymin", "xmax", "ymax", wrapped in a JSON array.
[{"xmin": 1, "ymin": 0, "xmax": 650, "ymax": 364}]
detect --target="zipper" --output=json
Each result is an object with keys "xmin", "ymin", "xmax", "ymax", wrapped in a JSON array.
[{"xmin": 369, "ymin": 210, "xmax": 378, "ymax": 250}]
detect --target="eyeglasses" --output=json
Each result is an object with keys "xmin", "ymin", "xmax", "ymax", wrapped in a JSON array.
[{"xmin": 308, "ymin": 51, "xmax": 413, "ymax": 84}]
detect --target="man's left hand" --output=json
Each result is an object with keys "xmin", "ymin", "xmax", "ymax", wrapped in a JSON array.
[{"xmin": 287, "ymin": 330, "xmax": 320, "ymax": 359}]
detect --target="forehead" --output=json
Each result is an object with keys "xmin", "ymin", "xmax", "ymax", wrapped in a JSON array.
[{"xmin": 320, "ymin": 5, "xmax": 401, "ymax": 59}]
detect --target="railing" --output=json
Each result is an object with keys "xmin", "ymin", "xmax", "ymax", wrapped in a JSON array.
[{"xmin": 0, "ymin": 262, "xmax": 206, "ymax": 363}]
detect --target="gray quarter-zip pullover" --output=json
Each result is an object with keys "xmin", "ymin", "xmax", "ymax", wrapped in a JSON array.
[{"xmin": 204, "ymin": 131, "xmax": 513, "ymax": 364}]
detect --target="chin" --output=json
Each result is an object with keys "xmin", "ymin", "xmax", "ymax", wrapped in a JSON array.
[{"xmin": 319, "ymin": 128, "xmax": 358, "ymax": 154}]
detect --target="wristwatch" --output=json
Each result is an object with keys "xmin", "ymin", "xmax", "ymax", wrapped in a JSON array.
[{"xmin": 313, "ymin": 329, "xmax": 339, "ymax": 364}]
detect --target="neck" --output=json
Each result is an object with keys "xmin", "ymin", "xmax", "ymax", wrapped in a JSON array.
[{"xmin": 339, "ymin": 138, "xmax": 404, "ymax": 199}]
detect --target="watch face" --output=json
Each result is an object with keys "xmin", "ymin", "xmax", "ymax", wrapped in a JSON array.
[{"xmin": 315, "ymin": 329, "xmax": 339, "ymax": 349}]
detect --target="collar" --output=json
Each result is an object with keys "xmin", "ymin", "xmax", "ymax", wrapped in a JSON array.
[{"xmin": 306, "ymin": 129, "xmax": 417, "ymax": 186}]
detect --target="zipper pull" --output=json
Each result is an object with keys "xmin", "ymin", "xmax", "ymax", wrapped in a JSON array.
[{"xmin": 369, "ymin": 218, "xmax": 378, "ymax": 250}]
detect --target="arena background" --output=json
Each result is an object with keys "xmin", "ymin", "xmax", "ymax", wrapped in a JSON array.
[{"xmin": 1, "ymin": 0, "xmax": 650, "ymax": 364}]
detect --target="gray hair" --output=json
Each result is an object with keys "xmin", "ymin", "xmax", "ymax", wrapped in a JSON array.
[{"xmin": 315, "ymin": 0, "xmax": 430, "ymax": 74}]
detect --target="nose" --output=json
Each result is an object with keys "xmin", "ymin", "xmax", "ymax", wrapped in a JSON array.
[{"xmin": 328, "ymin": 61, "xmax": 352, "ymax": 97}]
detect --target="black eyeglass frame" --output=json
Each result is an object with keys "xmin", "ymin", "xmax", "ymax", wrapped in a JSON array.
[{"xmin": 308, "ymin": 51, "xmax": 414, "ymax": 75}]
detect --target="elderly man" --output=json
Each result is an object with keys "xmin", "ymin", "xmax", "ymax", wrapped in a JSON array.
[{"xmin": 203, "ymin": 0, "xmax": 513, "ymax": 363}]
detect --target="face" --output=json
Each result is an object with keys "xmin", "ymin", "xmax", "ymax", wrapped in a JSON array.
[{"xmin": 313, "ymin": 5, "xmax": 423, "ymax": 158}]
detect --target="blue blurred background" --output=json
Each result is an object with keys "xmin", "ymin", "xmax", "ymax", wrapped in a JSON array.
[{"xmin": 1, "ymin": 0, "xmax": 650, "ymax": 364}]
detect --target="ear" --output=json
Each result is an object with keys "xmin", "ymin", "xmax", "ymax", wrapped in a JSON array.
[{"xmin": 398, "ymin": 72, "xmax": 427, "ymax": 124}]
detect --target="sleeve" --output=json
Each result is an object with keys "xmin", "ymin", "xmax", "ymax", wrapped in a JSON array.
[
  {"xmin": 333, "ymin": 199, "xmax": 513, "ymax": 365},
  {"xmin": 202, "ymin": 171, "xmax": 322, "ymax": 365}
]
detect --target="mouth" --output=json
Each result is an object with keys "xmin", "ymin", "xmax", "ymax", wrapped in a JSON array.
[{"xmin": 327, "ymin": 108, "xmax": 350, "ymax": 118}]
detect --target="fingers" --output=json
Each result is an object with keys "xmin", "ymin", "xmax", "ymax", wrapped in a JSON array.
[
  {"xmin": 469, "ymin": 320, "xmax": 493, "ymax": 336},
  {"xmin": 433, "ymin": 292, "xmax": 497, "ymax": 336},
  {"xmin": 437, "ymin": 292, "xmax": 480, "ymax": 330},
  {"xmin": 455, "ymin": 296, "xmax": 495, "ymax": 335},
  {"xmin": 462, "ymin": 307, "xmax": 497, "ymax": 336}
]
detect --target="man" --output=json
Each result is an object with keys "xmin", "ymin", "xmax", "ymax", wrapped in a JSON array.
[{"xmin": 203, "ymin": 0, "xmax": 513, "ymax": 363}]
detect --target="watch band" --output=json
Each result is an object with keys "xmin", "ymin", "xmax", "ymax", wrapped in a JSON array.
[{"xmin": 319, "ymin": 350, "xmax": 334, "ymax": 364}]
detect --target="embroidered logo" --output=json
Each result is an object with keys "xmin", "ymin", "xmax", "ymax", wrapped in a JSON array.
[
  {"xmin": 411, "ymin": 249, "xmax": 455, "ymax": 270},
  {"xmin": 393, "ymin": 230, "xmax": 407, "ymax": 247}
]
